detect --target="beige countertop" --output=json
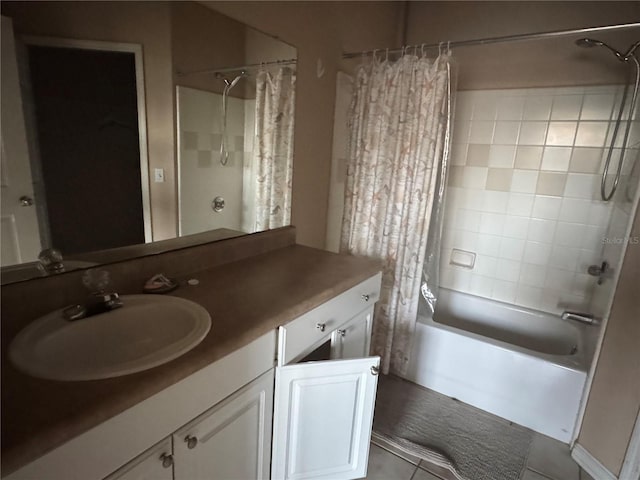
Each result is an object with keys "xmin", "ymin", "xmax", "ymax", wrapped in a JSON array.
[{"xmin": 1, "ymin": 244, "xmax": 381, "ymax": 475}]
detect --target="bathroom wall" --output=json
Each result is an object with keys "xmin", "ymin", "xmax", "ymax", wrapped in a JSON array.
[
  {"xmin": 577, "ymin": 204, "xmax": 640, "ymax": 476},
  {"xmin": 442, "ymin": 85, "xmax": 639, "ymax": 314},
  {"xmin": 404, "ymin": 1, "xmax": 640, "ymax": 90}
]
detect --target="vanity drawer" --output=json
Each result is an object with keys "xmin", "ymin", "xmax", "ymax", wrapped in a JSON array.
[{"xmin": 278, "ymin": 272, "xmax": 381, "ymax": 365}]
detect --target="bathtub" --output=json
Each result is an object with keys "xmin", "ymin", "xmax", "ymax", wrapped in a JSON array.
[{"xmin": 402, "ymin": 288, "xmax": 594, "ymax": 443}]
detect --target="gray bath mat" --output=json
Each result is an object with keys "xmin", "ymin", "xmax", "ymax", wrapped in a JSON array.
[{"xmin": 373, "ymin": 375, "xmax": 534, "ymax": 480}]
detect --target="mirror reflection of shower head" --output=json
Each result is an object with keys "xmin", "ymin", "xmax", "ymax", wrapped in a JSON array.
[{"xmin": 575, "ymin": 37, "xmax": 632, "ymax": 61}]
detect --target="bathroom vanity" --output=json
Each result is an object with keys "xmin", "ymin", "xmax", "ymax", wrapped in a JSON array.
[{"xmin": 1, "ymin": 230, "xmax": 382, "ymax": 480}]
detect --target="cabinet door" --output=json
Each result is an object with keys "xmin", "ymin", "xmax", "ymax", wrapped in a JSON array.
[
  {"xmin": 331, "ymin": 307, "xmax": 373, "ymax": 360},
  {"xmin": 173, "ymin": 369, "xmax": 274, "ymax": 480},
  {"xmin": 103, "ymin": 438, "xmax": 173, "ymax": 480},
  {"xmin": 272, "ymin": 356, "xmax": 380, "ymax": 480}
]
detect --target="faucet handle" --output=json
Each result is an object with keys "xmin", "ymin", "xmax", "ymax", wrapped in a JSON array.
[{"xmin": 82, "ymin": 268, "xmax": 111, "ymax": 293}]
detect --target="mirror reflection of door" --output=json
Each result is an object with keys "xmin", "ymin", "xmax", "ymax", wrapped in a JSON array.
[
  {"xmin": 0, "ymin": 16, "xmax": 41, "ymax": 266},
  {"xmin": 26, "ymin": 43, "xmax": 145, "ymax": 256}
]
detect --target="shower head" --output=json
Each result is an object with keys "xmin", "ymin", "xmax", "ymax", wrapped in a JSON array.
[
  {"xmin": 575, "ymin": 38, "xmax": 605, "ymax": 48},
  {"xmin": 221, "ymin": 71, "xmax": 248, "ymax": 91},
  {"xmin": 575, "ymin": 37, "xmax": 625, "ymax": 61}
]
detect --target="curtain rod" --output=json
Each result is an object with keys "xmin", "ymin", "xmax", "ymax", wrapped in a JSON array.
[
  {"xmin": 176, "ymin": 58, "xmax": 297, "ymax": 77},
  {"xmin": 342, "ymin": 22, "xmax": 640, "ymax": 59}
]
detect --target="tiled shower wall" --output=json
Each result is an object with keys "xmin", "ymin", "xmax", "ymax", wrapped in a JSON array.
[{"xmin": 442, "ymin": 85, "xmax": 639, "ymax": 314}]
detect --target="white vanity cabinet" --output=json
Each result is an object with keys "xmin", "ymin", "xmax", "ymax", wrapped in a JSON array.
[
  {"xmin": 104, "ymin": 439, "xmax": 174, "ymax": 480},
  {"xmin": 272, "ymin": 272, "xmax": 382, "ymax": 480},
  {"xmin": 172, "ymin": 369, "xmax": 274, "ymax": 480}
]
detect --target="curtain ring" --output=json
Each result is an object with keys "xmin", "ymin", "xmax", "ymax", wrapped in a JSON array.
[
  {"xmin": 447, "ymin": 41, "xmax": 451, "ymax": 54},
  {"xmin": 421, "ymin": 43, "xmax": 425, "ymax": 57},
  {"xmin": 385, "ymin": 48, "xmax": 389, "ymax": 62},
  {"xmin": 438, "ymin": 42, "xmax": 443, "ymax": 56}
]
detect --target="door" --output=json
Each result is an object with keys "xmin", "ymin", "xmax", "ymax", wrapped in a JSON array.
[
  {"xmin": 103, "ymin": 438, "xmax": 173, "ymax": 480},
  {"xmin": 1, "ymin": 16, "xmax": 41, "ymax": 265},
  {"xmin": 331, "ymin": 307, "xmax": 373, "ymax": 360},
  {"xmin": 272, "ymin": 356, "xmax": 380, "ymax": 480},
  {"xmin": 173, "ymin": 369, "xmax": 274, "ymax": 480}
]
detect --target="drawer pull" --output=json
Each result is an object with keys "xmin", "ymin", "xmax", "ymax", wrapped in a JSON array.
[
  {"xmin": 362, "ymin": 294, "xmax": 370, "ymax": 302},
  {"xmin": 160, "ymin": 453, "xmax": 174, "ymax": 468},
  {"xmin": 315, "ymin": 322, "xmax": 326, "ymax": 332},
  {"xmin": 371, "ymin": 366, "xmax": 379, "ymax": 376},
  {"xmin": 337, "ymin": 329, "xmax": 346, "ymax": 337},
  {"xmin": 185, "ymin": 435, "xmax": 198, "ymax": 449}
]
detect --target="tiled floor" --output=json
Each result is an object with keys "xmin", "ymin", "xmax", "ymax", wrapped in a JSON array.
[{"xmin": 366, "ymin": 432, "xmax": 595, "ymax": 480}]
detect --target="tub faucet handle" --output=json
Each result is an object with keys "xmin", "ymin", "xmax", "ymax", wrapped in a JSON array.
[{"xmin": 561, "ymin": 311, "xmax": 600, "ymax": 325}]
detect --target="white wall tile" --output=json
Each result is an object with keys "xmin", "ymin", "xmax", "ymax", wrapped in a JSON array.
[
  {"xmin": 581, "ymin": 94, "xmax": 614, "ymax": 120},
  {"xmin": 489, "ymin": 145, "xmax": 516, "ymax": 168},
  {"xmin": 503, "ymin": 216, "xmax": 530, "ymax": 239},
  {"xmin": 500, "ymin": 237, "xmax": 526, "ymax": 261},
  {"xmin": 478, "ymin": 212, "xmax": 505, "ymax": 235},
  {"xmin": 462, "ymin": 166, "xmax": 489, "ymax": 189},
  {"xmin": 551, "ymin": 95, "xmax": 583, "ymax": 120},
  {"xmin": 507, "ymin": 193, "xmax": 535, "ymax": 216},
  {"xmin": 559, "ymin": 197, "xmax": 591, "ymax": 223},
  {"xmin": 546, "ymin": 267, "xmax": 575, "ymax": 291},
  {"xmin": 496, "ymin": 258, "xmax": 521, "ymax": 282},
  {"xmin": 441, "ymin": 86, "xmax": 622, "ymax": 314},
  {"xmin": 496, "ymin": 96, "xmax": 525, "ymax": 121},
  {"xmin": 511, "ymin": 170, "xmax": 539, "ymax": 193},
  {"xmin": 482, "ymin": 190, "xmax": 509, "ymax": 213},
  {"xmin": 519, "ymin": 122, "xmax": 548, "ymax": 145},
  {"xmin": 524, "ymin": 96, "xmax": 552, "ymax": 121},
  {"xmin": 469, "ymin": 274, "xmax": 495, "ymax": 297},
  {"xmin": 476, "ymin": 233, "xmax": 502, "ymax": 256},
  {"xmin": 564, "ymin": 173, "xmax": 598, "ymax": 199},
  {"xmin": 527, "ymin": 218, "xmax": 557, "ymax": 243},
  {"xmin": 541, "ymin": 147, "xmax": 572, "ymax": 171},
  {"xmin": 493, "ymin": 121, "xmax": 520, "ymax": 144},
  {"xmin": 554, "ymin": 222, "xmax": 585, "ymax": 248},
  {"xmin": 469, "ymin": 121, "xmax": 495, "ymax": 144},
  {"xmin": 516, "ymin": 284, "xmax": 543, "ymax": 308},
  {"xmin": 575, "ymin": 122, "xmax": 608, "ymax": 147},
  {"xmin": 520, "ymin": 263, "xmax": 548, "ymax": 286},
  {"xmin": 546, "ymin": 122, "xmax": 577, "ymax": 146},
  {"xmin": 549, "ymin": 245, "xmax": 580, "ymax": 271},
  {"xmin": 532, "ymin": 195, "xmax": 562, "ymax": 220},
  {"xmin": 524, "ymin": 241, "xmax": 553, "ymax": 265}
]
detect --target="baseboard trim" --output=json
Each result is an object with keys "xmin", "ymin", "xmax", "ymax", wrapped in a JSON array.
[{"xmin": 572, "ymin": 443, "xmax": 617, "ymax": 480}]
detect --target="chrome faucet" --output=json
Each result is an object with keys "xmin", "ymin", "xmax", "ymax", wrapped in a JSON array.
[
  {"xmin": 561, "ymin": 311, "xmax": 600, "ymax": 325},
  {"xmin": 37, "ymin": 248, "xmax": 65, "ymax": 275},
  {"xmin": 63, "ymin": 269, "xmax": 123, "ymax": 321}
]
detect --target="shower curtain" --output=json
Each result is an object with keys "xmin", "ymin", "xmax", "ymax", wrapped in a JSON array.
[
  {"xmin": 254, "ymin": 67, "xmax": 296, "ymax": 231},
  {"xmin": 340, "ymin": 52, "xmax": 453, "ymax": 375}
]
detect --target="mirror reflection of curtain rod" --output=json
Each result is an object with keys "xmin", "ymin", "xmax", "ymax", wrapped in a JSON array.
[
  {"xmin": 176, "ymin": 58, "xmax": 297, "ymax": 77},
  {"xmin": 342, "ymin": 22, "xmax": 640, "ymax": 59}
]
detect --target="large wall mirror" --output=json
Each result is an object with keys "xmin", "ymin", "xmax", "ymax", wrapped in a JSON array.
[{"xmin": 0, "ymin": 1, "xmax": 297, "ymax": 284}]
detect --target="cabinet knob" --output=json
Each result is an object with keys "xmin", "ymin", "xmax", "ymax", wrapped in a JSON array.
[
  {"xmin": 185, "ymin": 435, "xmax": 198, "ymax": 449},
  {"xmin": 315, "ymin": 322, "xmax": 326, "ymax": 332},
  {"xmin": 362, "ymin": 294, "xmax": 370, "ymax": 302},
  {"xmin": 337, "ymin": 329, "xmax": 346, "ymax": 337},
  {"xmin": 160, "ymin": 453, "xmax": 174, "ymax": 468},
  {"xmin": 370, "ymin": 365, "xmax": 380, "ymax": 376}
]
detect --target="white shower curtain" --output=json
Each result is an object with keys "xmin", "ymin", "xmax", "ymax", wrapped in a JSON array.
[
  {"xmin": 340, "ymin": 52, "xmax": 453, "ymax": 375},
  {"xmin": 254, "ymin": 67, "xmax": 296, "ymax": 231}
]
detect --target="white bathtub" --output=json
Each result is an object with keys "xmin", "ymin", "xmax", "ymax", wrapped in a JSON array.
[{"xmin": 402, "ymin": 288, "xmax": 594, "ymax": 443}]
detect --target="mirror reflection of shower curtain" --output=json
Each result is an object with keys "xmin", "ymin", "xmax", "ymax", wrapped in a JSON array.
[{"xmin": 253, "ymin": 67, "xmax": 296, "ymax": 231}]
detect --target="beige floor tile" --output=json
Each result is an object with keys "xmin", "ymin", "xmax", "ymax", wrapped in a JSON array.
[
  {"xmin": 522, "ymin": 469, "xmax": 551, "ymax": 480},
  {"xmin": 411, "ymin": 467, "xmax": 444, "ymax": 480},
  {"xmin": 526, "ymin": 433, "xmax": 579, "ymax": 480},
  {"xmin": 366, "ymin": 444, "xmax": 418, "ymax": 480}
]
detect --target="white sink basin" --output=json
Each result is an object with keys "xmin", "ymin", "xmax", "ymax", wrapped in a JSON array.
[{"xmin": 9, "ymin": 295, "xmax": 211, "ymax": 381}]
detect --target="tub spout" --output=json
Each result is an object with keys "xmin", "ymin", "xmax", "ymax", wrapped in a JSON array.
[{"xmin": 561, "ymin": 311, "xmax": 600, "ymax": 325}]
